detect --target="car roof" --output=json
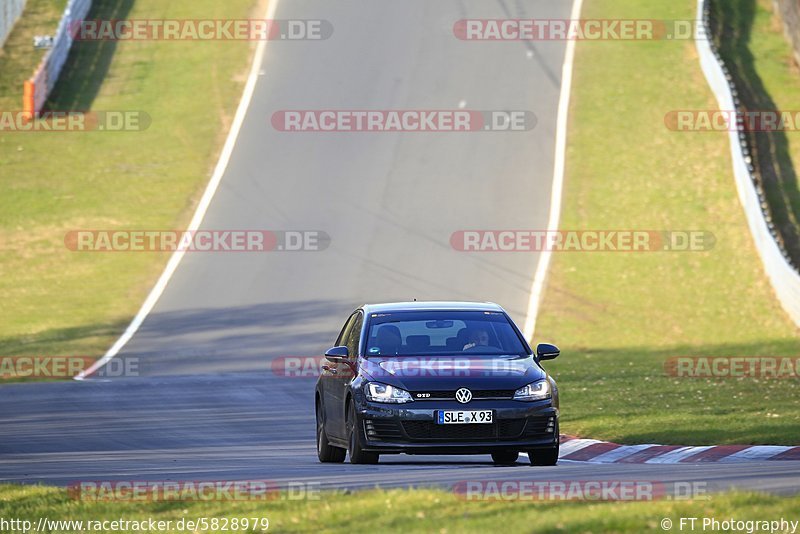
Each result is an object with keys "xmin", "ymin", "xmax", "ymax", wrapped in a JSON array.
[{"xmin": 362, "ymin": 301, "xmax": 505, "ymax": 314}]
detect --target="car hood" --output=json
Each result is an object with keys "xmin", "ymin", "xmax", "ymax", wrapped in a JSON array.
[{"xmin": 359, "ymin": 354, "xmax": 545, "ymax": 392}]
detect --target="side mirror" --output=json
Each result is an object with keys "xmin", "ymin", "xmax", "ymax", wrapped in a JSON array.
[
  {"xmin": 536, "ymin": 343, "xmax": 560, "ymax": 361},
  {"xmin": 324, "ymin": 345, "xmax": 349, "ymax": 363}
]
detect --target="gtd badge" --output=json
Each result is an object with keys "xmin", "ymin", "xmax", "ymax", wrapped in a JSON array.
[
  {"xmin": 416, "ymin": 393, "xmax": 431, "ymax": 398},
  {"xmin": 455, "ymin": 388, "xmax": 472, "ymax": 404}
]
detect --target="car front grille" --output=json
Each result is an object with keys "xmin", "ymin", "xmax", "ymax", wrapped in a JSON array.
[
  {"xmin": 365, "ymin": 416, "xmax": 556, "ymax": 442},
  {"xmin": 401, "ymin": 418, "xmax": 526, "ymax": 440},
  {"xmin": 524, "ymin": 415, "xmax": 557, "ymax": 439},
  {"xmin": 364, "ymin": 419, "xmax": 403, "ymax": 441},
  {"xmin": 410, "ymin": 389, "xmax": 515, "ymax": 400}
]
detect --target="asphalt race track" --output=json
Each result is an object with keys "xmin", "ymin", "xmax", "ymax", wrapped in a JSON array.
[
  {"xmin": 4, "ymin": 373, "xmax": 800, "ymax": 495},
  {"xmin": 104, "ymin": 0, "xmax": 569, "ymax": 376},
  {"xmin": 2, "ymin": 0, "xmax": 799, "ymax": 495}
]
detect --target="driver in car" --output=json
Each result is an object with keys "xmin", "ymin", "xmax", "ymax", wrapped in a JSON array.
[{"xmin": 462, "ymin": 328, "xmax": 491, "ymax": 351}]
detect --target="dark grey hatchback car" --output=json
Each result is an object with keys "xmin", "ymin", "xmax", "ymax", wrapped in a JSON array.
[{"xmin": 315, "ymin": 301, "xmax": 560, "ymax": 466}]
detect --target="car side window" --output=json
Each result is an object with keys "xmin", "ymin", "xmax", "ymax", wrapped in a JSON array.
[
  {"xmin": 345, "ymin": 312, "xmax": 363, "ymax": 359},
  {"xmin": 336, "ymin": 314, "xmax": 357, "ymax": 347}
]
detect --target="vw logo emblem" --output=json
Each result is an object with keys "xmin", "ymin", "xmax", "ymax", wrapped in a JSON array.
[{"xmin": 455, "ymin": 388, "xmax": 472, "ymax": 404}]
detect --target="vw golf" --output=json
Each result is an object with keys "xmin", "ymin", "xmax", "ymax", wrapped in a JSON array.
[{"xmin": 315, "ymin": 301, "xmax": 560, "ymax": 465}]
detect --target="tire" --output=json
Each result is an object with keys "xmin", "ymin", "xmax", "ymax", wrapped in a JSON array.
[
  {"xmin": 491, "ymin": 451, "xmax": 519, "ymax": 465},
  {"xmin": 528, "ymin": 444, "xmax": 559, "ymax": 466},
  {"xmin": 347, "ymin": 402, "xmax": 379, "ymax": 464},
  {"xmin": 316, "ymin": 402, "xmax": 346, "ymax": 463}
]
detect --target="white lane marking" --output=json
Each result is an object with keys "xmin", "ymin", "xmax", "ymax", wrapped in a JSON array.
[
  {"xmin": 718, "ymin": 446, "xmax": 792, "ymax": 463},
  {"xmin": 644, "ymin": 446, "xmax": 713, "ymax": 464},
  {"xmin": 584, "ymin": 444, "xmax": 656, "ymax": 464},
  {"xmin": 558, "ymin": 438, "xmax": 602, "ymax": 457},
  {"xmin": 522, "ymin": 0, "xmax": 583, "ymax": 341},
  {"xmin": 75, "ymin": 0, "xmax": 281, "ymax": 380}
]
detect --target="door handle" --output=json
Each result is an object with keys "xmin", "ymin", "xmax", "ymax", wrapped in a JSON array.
[{"xmin": 321, "ymin": 365, "xmax": 337, "ymax": 374}]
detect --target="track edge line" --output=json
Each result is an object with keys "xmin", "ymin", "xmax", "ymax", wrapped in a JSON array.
[
  {"xmin": 522, "ymin": 0, "xmax": 584, "ymax": 341},
  {"xmin": 75, "ymin": 0, "xmax": 280, "ymax": 380}
]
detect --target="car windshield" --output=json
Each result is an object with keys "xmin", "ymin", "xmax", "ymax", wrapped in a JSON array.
[{"xmin": 365, "ymin": 310, "xmax": 528, "ymax": 357}]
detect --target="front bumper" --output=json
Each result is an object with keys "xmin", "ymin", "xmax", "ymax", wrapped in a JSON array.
[{"xmin": 354, "ymin": 398, "xmax": 558, "ymax": 454}]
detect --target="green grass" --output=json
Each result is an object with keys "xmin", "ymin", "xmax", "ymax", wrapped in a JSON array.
[
  {"xmin": 535, "ymin": 0, "xmax": 800, "ymax": 445},
  {"xmin": 0, "ymin": 0, "xmax": 260, "ymax": 364},
  {"xmin": 708, "ymin": 0, "xmax": 800, "ymax": 263},
  {"xmin": 2, "ymin": 484, "xmax": 799, "ymax": 533}
]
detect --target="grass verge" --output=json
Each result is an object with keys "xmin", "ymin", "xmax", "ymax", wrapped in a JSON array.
[
  {"xmin": 535, "ymin": 0, "xmax": 800, "ymax": 445},
  {"xmin": 0, "ymin": 0, "xmax": 259, "ymax": 371},
  {"xmin": 2, "ymin": 484, "xmax": 799, "ymax": 533}
]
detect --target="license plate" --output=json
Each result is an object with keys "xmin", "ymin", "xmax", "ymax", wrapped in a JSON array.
[{"xmin": 436, "ymin": 410, "xmax": 493, "ymax": 424}]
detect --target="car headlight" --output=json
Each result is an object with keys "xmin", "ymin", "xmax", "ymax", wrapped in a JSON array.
[
  {"xmin": 365, "ymin": 382, "xmax": 413, "ymax": 404},
  {"xmin": 513, "ymin": 380, "xmax": 551, "ymax": 401}
]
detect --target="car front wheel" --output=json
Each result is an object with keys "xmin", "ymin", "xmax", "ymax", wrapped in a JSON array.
[
  {"xmin": 527, "ymin": 444, "xmax": 559, "ymax": 466},
  {"xmin": 316, "ymin": 402, "xmax": 346, "ymax": 463},
  {"xmin": 347, "ymin": 402, "xmax": 379, "ymax": 464},
  {"xmin": 491, "ymin": 451, "xmax": 519, "ymax": 465}
]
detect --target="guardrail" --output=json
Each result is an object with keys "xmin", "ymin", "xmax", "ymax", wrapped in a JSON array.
[
  {"xmin": 696, "ymin": 0, "xmax": 800, "ymax": 327},
  {"xmin": 0, "ymin": 0, "xmax": 27, "ymax": 48},
  {"xmin": 23, "ymin": 0, "xmax": 92, "ymax": 116}
]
